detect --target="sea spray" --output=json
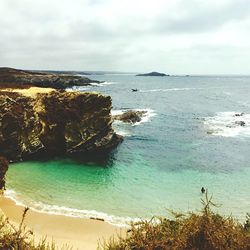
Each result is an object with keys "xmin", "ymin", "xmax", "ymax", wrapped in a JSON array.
[{"xmin": 204, "ymin": 112, "xmax": 250, "ymax": 137}]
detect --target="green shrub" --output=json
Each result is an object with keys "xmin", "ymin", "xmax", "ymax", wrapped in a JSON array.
[{"xmin": 100, "ymin": 193, "xmax": 250, "ymax": 250}]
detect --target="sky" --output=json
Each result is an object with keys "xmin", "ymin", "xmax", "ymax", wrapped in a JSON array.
[{"xmin": 1, "ymin": 0, "xmax": 250, "ymax": 74}]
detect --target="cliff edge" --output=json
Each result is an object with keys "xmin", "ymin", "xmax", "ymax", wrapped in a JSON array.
[
  {"xmin": 0, "ymin": 90, "xmax": 122, "ymax": 161},
  {"xmin": 0, "ymin": 67, "xmax": 101, "ymax": 89}
]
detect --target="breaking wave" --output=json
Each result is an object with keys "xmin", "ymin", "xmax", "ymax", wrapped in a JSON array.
[
  {"xmin": 139, "ymin": 87, "xmax": 204, "ymax": 93},
  {"xmin": 67, "ymin": 82, "xmax": 117, "ymax": 91},
  {"xmin": 111, "ymin": 109, "xmax": 156, "ymax": 136},
  {"xmin": 204, "ymin": 112, "xmax": 250, "ymax": 137},
  {"xmin": 112, "ymin": 108, "xmax": 156, "ymax": 126},
  {"xmin": 4, "ymin": 189, "xmax": 140, "ymax": 228}
]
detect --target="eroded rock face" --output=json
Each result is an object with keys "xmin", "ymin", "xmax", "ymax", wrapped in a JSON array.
[
  {"xmin": 0, "ymin": 157, "xmax": 8, "ymax": 189},
  {"xmin": 113, "ymin": 110, "xmax": 147, "ymax": 124},
  {"xmin": 0, "ymin": 91, "xmax": 122, "ymax": 161}
]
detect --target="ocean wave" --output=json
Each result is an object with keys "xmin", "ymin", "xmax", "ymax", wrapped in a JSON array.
[
  {"xmin": 140, "ymin": 87, "xmax": 203, "ymax": 93},
  {"xmin": 66, "ymin": 82, "xmax": 117, "ymax": 92},
  {"xmin": 111, "ymin": 109, "xmax": 156, "ymax": 137},
  {"xmin": 111, "ymin": 124, "xmax": 133, "ymax": 137},
  {"xmin": 204, "ymin": 112, "xmax": 250, "ymax": 137},
  {"xmin": 4, "ymin": 189, "xmax": 140, "ymax": 227},
  {"xmin": 133, "ymin": 109, "xmax": 156, "ymax": 126},
  {"xmin": 89, "ymin": 81, "xmax": 117, "ymax": 87},
  {"xmin": 66, "ymin": 86, "xmax": 90, "ymax": 91}
]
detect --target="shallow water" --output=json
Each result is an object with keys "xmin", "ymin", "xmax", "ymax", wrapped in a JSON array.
[{"xmin": 5, "ymin": 75, "xmax": 250, "ymax": 225}]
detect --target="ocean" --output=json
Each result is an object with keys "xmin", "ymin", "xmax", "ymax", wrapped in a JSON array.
[{"xmin": 5, "ymin": 74, "xmax": 250, "ymax": 226}]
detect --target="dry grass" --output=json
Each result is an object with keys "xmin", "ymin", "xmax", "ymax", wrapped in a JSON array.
[
  {"xmin": 0, "ymin": 87, "xmax": 56, "ymax": 98},
  {"xmin": 0, "ymin": 207, "xmax": 71, "ymax": 250},
  {"xmin": 1, "ymin": 193, "xmax": 249, "ymax": 250},
  {"xmin": 100, "ymin": 193, "xmax": 250, "ymax": 250}
]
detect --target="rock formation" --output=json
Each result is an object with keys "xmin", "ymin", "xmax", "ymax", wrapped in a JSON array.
[
  {"xmin": 235, "ymin": 113, "xmax": 244, "ymax": 117},
  {"xmin": 0, "ymin": 157, "xmax": 8, "ymax": 189},
  {"xmin": 235, "ymin": 121, "xmax": 246, "ymax": 127},
  {"xmin": 0, "ymin": 90, "xmax": 122, "ymax": 162},
  {"xmin": 113, "ymin": 110, "xmax": 147, "ymax": 124},
  {"xmin": 136, "ymin": 72, "xmax": 169, "ymax": 77},
  {"xmin": 0, "ymin": 67, "xmax": 101, "ymax": 89}
]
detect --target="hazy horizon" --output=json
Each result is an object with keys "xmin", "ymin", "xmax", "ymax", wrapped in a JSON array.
[{"xmin": 1, "ymin": 0, "xmax": 250, "ymax": 74}]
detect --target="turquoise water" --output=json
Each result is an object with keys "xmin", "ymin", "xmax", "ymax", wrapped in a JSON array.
[{"xmin": 5, "ymin": 75, "xmax": 250, "ymax": 225}]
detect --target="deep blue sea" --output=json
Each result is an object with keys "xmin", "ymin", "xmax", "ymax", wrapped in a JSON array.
[{"xmin": 5, "ymin": 74, "xmax": 250, "ymax": 226}]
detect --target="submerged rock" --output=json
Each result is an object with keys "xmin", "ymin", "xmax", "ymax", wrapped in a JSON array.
[
  {"xmin": 0, "ymin": 67, "xmax": 101, "ymax": 89},
  {"xmin": 235, "ymin": 112, "xmax": 244, "ymax": 117},
  {"xmin": 0, "ymin": 90, "xmax": 122, "ymax": 161},
  {"xmin": 113, "ymin": 110, "xmax": 147, "ymax": 124},
  {"xmin": 235, "ymin": 121, "xmax": 246, "ymax": 127}
]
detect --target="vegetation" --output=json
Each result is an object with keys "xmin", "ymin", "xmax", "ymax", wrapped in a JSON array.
[
  {"xmin": 0, "ymin": 207, "xmax": 71, "ymax": 250},
  {"xmin": 0, "ymin": 193, "xmax": 249, "ymax": 249},
  {"xmin": 100, "ymin": 193, "xmax": 250, "ymax": 250}
]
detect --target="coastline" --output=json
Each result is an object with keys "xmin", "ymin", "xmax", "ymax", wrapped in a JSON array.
[{"xmin": 0, "ymin": 196, "xmax": 125, "ymax": 249}]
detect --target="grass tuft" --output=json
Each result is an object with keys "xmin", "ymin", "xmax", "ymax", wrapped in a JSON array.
[
  {"xmin": 0, "ymin": 206, "xmax": 72, "ymax": 250},
  {"xmin": 100, "ymin": 192, "xmax": 250, "ymax": 250}
]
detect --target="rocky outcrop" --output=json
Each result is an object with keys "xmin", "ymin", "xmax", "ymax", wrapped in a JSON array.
[
  {"xmin": 0, "ymin": 157, "xmax": 8, "ymax": 189},
  {"xmin": 0, "ymin": 67, "xmax": 101, "ymax": 89},
  {"xmin": 235, "ymin": 113, "xmax": 244, "ymax": 117},
  {"xmin": 0, "ymin": 90, "xmax": 122, "ymax": 161},
  {"xmin": 136, "ymin": 72, "xmax": 169, "ymax": 77},
  {"xmin": 235, "ymin": 121, "xmax": 246, "ymax": 127},
  {"xmin": 113, "ymin": 110, "xmax": 147, "ymax": 124}
]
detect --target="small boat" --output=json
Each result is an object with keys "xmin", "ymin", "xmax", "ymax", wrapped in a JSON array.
[{"xmin": 132, "ymin": 88, "xmax": 138, "ymax": 92}]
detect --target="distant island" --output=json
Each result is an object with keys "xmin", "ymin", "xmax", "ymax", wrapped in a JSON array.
[{"xmin": 136, "ymin": 71, "xmax": 169, "ymax": 77}]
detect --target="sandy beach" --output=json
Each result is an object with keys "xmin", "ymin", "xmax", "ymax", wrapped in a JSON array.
[{"xmin": 0, "ymin": 196, "xmax": 125, "ymax": 250}]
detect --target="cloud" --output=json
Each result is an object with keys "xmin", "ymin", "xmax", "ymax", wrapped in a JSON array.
[{"xmin": 0, "ymin": 0, "xmax": 250, "ymax": 73}]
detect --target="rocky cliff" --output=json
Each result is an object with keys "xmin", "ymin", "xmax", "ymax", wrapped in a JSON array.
[
  {"xmin": 0, "ymin": 67, "xmax": 101, "ymax": 89},
  {"xmin": 0, "ymin": 157, "xmax": 8, "ymax": 189},
  {"xmin": 0, "ymin": 90, "xmax": 122, "ymax": 161}
]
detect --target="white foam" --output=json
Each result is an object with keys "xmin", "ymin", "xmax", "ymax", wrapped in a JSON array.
[
  {"xmin": 112, "ymin": 109, "xmax": 156, "ymax": 126},
  {"xmin": 66, "ymin": 86, "xmax": 90, "ymax": 91},
  {"xmin": 112, "ymin": 124, "xmax": 133, "ymax": 137},
  {"xmin": 140, "ymin": 87, "xmax": 203, "ymax": 93},
  {"xmin": 89, "ymin": 81, "xmax": 117, "ymax": 87},
  {"xmin": 133, "ymin": 109, "xmax": 156, "ymax": 126},
  {"xmin": 4, "ymin": 189, "xmax": 141, "ymax": 227},
  {"xmin": 204, "ymin": 112, "xmax": 250, "ymax": 137},
  {"xmin": 111, "ymin": 109, "xmax": 156, "ymax": 137},
  {"xmin": 66, "ymin": 82, "xmax": 116, "ymax": 92}
]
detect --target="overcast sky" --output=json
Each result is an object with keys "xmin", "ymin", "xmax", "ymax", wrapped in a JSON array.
[{"xmin": 1, "ymin": 0, "xmax": 250, "ymax": 74}]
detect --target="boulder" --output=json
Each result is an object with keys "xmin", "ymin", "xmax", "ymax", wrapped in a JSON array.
[
  {"xmin": 113, "ymin": 110, "xmax": 147, "ymax": 124},
  {"xmin": 235, "ymin": 113, "xmax": 244, "ymax": 117},
  {"xmin": 235, "ymin": 121, "xmax": 246, "ymax": 127}
]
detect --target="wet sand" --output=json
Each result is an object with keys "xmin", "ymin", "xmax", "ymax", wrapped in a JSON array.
[{"xmin": 0, "ymin": 196, "xmax": 125, "ymax": 250}]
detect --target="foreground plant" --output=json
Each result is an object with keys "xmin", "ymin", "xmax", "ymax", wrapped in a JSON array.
[
  {"xmin": 100, "ymin": 193, "xmax": 250, "ymax": 250},
  {"xmin": 0, "ymin": 207, "xmax": 71, "ymax": 250}
]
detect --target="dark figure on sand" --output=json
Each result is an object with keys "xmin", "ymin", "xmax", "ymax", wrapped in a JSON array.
[{"xmin": 201, "ymin": 187, "xmax": 205, "ymax": 194}]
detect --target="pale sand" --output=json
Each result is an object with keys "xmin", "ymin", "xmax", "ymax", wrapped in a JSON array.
[
  {"xmin": 0, "ymin": 196, "xmax": 125, "ymax": 250},
  {"xmin": 0, "ymin": 87, "xmax": 55, "ymax": 98}
]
